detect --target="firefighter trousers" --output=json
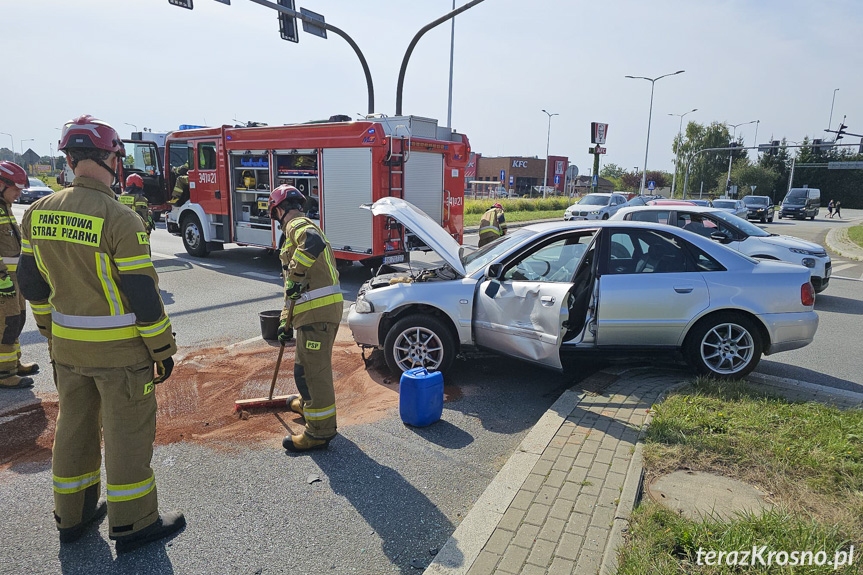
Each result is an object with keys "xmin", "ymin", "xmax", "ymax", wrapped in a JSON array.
[
  {"xmin": 52, "ymin": 360, "xmax": 160, "ymax": 538},
  {"xmin": 0, "ymin": 277, "xmax": 26, "ymax": 378},
  {"xmin": 294, "ymin": 322, "xmax": 339, "ymax": 439}
]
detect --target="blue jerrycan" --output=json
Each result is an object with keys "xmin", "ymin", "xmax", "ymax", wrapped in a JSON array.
[{"xmin": 399, "ymin": 367, "xmax": 444, "ymax": 427}]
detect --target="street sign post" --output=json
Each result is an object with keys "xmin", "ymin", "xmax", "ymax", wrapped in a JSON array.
[
  {"xmin": 277, "ymin": 0, "xmax": 299, "ymax": 42},
  {"xmin": 828, "ymin": 161, "xmax": 863, "ymax": 170},
  {"xmin": 509, "ymin": 175, "xmax": 514, "ymax": 185},
  {"xmin": 213, "ymin": 0, "xmax": 230, "ymax": 4},
  {"xmin": 554, "ymin": 175, "xmax": 560, "ymax": 185},
  {"xmin": 592, "ymin": 174, "xmax": 598, "ymax": 186},
  {"xmin": 500, "ymin": 169, "xmax": 505, "ymax": 181},
  {"xmin": 168, "ymin": 0, "xmax": 193, "ymax": 8},
  {"xmin": 647, "ymin": 181, "xmax": 655, "ymax": 191}
]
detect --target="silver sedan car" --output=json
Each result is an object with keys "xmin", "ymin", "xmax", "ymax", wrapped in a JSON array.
[{"xmin": 348, "ymin": 198, "xmax": 818, "ymax": 379}]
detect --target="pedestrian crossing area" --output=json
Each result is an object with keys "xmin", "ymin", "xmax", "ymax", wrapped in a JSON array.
[{"xmin": 830, "ymin": 258, "xmax": 863, "ymax": 282}]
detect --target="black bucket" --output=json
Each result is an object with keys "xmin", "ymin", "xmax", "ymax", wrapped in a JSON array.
[{"xmin": 259, "ymin": 310, "xmax": 287, "ymax": 341}]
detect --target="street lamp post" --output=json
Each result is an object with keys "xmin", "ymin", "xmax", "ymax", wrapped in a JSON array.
[
  {"xmin": 668, "ymin": 108, "xmax": 697, "ymax": 197},
  {"xmin": 124, "ymin": 122, "xmax": 138, "ymax": 134},
  {"xmin": 541, "ymin": 109, "xmax": 558, "ymax": 199},
  {"xmin": 725, "ymin": 120, "xmax": 757, "ymax": 195},
  {"xmin": 828, "ymin": 88, "xmax": 839, "ymax": 133},
  {"xmin": 625, "ymin": 70, "xmax": 685, "ymax": 194},
  {"xmin": 0, "ymin": 132, "xmax": 13, "ymax": 159}
]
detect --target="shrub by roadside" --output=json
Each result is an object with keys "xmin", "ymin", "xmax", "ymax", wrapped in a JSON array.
[{"xmin": 617, "ymin": 377, "xmax": 863, "ymax": 573}]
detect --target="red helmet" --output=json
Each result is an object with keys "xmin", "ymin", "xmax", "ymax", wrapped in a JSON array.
[
  {"xmin": 268, "ymin": 185, "xmax": 306, "ymax": 218},
  {"xmin": 493, "ymin": 202, "xmax": 503, "ymax": 210},
  {"xmin": 0, "ymin": 161, "xmax": 28, "ymax": 190},
  {"xmin": 125, "ymin": 173, "xmax": 144, "ymax": 189},
  {"xmin": 58, "ymin": 114, "xmax": 126, "ymax": 157}
]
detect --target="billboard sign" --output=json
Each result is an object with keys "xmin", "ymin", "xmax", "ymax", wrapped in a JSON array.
[{"xmin": 591, "ymin": 122, "xmax": 609, "ymax": 145}]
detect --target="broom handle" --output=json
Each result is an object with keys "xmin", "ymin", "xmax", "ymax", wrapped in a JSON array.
[{"xmin": 267, "ymin": 300, "xmax": 295, "ymax": 400}]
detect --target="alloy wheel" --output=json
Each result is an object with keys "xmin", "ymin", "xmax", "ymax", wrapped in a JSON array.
[{"xmin": 699, "ymin": 322, "xmax": 755, "ymax": 375}]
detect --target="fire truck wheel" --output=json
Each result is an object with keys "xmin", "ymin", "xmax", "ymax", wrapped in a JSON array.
[{"xmin": 182, "ymin": 214, "xmax": 209, "ymax": 257}]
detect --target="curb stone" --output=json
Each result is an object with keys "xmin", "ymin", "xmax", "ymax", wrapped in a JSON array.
[{"xmin": 825, "ymin": 225, "xmax": 863, "ymax": 262}]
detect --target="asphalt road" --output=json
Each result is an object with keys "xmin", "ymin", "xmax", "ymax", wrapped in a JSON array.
[{"xmin": 1, "ymin": 204, "xmax": 861, "ymax": 574}]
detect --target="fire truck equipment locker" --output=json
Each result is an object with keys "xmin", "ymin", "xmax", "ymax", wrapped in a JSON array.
[{"xmin": 321, "ymin": 147, "xmax": 373, "ymax": 255}]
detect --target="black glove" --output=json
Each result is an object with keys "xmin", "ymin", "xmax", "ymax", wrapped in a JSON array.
[
  {"xmin": 154, "ymin": 357, "xmax": 174, "ymax": 384},
  {"xmin": 277, "ymin": 319, "xmax": 293, "ymax": 343},
  {"xmin": 285, "ymin": 279, "xmax": 303, "ymax": 300},
  {"xmin": 0, "ymin": 275, "xmax": 15, "ymax": 298}
]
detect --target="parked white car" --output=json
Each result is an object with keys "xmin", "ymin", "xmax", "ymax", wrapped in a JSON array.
[
  {"xmin": 612, "ymin": 205, "xmax": 831, "ymax": 292},
  {"xmin": 564, "ymin": 193, "xmax": 628, "ymax": 221},
  {"xmin": 348, "ymin": 198, "xmax": 818, "ymax": 379}
]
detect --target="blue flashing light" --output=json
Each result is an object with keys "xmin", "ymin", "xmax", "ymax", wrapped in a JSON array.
[
  {"xmin": 368, "ymin": 128, "xmax": 375, "ymax": 134},
  {"xmin": 179, "ymin": 124, "xmax": 206, "ymax": 130}
]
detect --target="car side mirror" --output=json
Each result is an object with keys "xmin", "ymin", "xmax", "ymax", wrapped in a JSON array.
[
  {"xmin": 486, "ymin": 263, "xmax": 503, "ymax": 279},
  {"xmin": 710, "ymin": 231, "xmax": 733, "ymax": 244}
]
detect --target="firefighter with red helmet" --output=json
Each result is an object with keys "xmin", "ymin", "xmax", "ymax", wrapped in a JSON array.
[
  {"xmin": 18, "ymin": 115, "xmax": 184, "ymax": 552},
  {"xmin": 120, "ymin": 174, "xmax": 155, "ymax": 235},
  {"xmin": 0, "ymin": 161, "xmax": 38, "ymax": 389},
  {"xmin": 478, "ymin": 202, "xmax": 507, "ymax": 247},
  {"xmin": 268, "ymin": 184, "xmax": 343, "ymax": 452}
]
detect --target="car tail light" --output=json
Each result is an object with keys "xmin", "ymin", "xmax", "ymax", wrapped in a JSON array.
[{"xmin": 801, "ymin": 282, "xmax": 815, "ymax": 306}]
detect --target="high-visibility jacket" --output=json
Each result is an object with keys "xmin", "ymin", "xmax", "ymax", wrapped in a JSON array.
[
  {"xmin": 279, "ymin": 216, "xmax": 343, "ymax": 328},
  {"xmin": 171, "ymin": 175, "xmax": 189, "ymax": 205},
  {"xmin": 18, "ymin": 176, "xmax": 176, "ymax": 368},
  {"xmin": 478, "ymin": 207, "xmax": 507, "ymax": 246},
  {"xmin": 118, "ymin": 192, "xmax": 154, "ymax": 232},
  {"xmin": 0, "ymin": 199, "xmax": 21, "ymax": 278}
]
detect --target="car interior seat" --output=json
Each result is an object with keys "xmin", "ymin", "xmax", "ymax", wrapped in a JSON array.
[{"xmin": 635, "ymin": 241, "xmax": 682, "ymax": 273}]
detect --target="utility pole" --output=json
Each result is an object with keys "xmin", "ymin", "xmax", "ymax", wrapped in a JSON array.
[{"xmin": 542, "ymin": 109, "xmax": 558, "ymax": 199}]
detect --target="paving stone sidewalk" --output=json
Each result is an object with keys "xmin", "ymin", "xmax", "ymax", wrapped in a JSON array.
[{"xmin": 427, "ymin": 368, "xmax": 683, "ymax": 575}]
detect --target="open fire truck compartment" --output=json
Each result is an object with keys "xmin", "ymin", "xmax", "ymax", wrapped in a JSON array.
[{"xmin": 163, "ymin": 116, "xmax": 470, "ymax": 265}]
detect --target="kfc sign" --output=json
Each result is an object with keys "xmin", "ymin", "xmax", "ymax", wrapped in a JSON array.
[
  {"xmin": 591, "ymin": 122, "xmax": 609, "ymax": 145},
  {"xmin": 512, "ymin": 160, "xmax": 529, "ymax": 168}
]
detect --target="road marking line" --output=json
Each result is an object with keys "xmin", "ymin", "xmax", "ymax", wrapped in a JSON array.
[
  {"xmin": 831, "ymin": 263, "xmax": 856, "ymax": 272},
  {"xmin": 151, "ymin": 252, "xmax": 176, "ymax": 259},
  {"xmin": 242, "ymin": 272, "xmax": 280, "ymax": 280},
  {"xmin": 192, "ymin": 261, "xmax": 225, "ymax": 269},
  {"xmin": 832, "ymin": 275, "xmax": 863, "ymax": 282},
  {"xmin": 151, "ymin": 252, "xmax": 225, "ymax": 268}
]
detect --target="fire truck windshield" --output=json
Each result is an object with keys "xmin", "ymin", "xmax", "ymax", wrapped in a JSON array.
[{"xmin": 123, "ymin": 142, "xmax": 160, "ymax": 176}]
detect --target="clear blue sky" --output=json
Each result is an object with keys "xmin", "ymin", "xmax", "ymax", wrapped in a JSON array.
[{"xmin": 5, "ymin": 0, "xmax": 861, "ymax": 174}]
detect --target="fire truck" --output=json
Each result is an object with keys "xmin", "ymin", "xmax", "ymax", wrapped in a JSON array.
[{"xmin": 158, "ymin": 116, "xmax": 469, "ymax": 266}]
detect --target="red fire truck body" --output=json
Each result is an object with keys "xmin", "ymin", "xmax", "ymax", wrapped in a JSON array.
[{"xmin": 163, "ymin": 117, "xmax": 469, "ymax": 265}]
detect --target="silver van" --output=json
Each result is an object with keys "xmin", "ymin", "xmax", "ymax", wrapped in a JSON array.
[{"xmin": 779, "ymin": 187, "xmax": 821, "ymax": 220}]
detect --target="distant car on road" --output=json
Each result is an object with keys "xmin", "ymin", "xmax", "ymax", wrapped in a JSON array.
[
  {"xmin": 646, "ymin": 199, "xmax": 697, "ymax": 206},
  {"xmin": 622, "ymin": 194, "xmax": 661, "ymax": 208},
  {"xmin": 711, "ymin": 198, "xmax": 748, "ymax": 219},
  {"xmin": 689, "ymin": 199, "xmax": 712, "ymax": 207},
  {"xmin": 349, "ymin": 198, "xmax": 819, "ymax": 379},
  {"xmin": 612, "ymin": 205, "xmax": 832, "ymax": 292},
  {"xmin": 564, "ymin": 192, "xmax": 628, "ymax": 221},
  {"xmin": 742, "ymin": 195, "xmax": 775, "ymax": 223},
  {"xmin": 779, "ymin": 187, "xmax": 821, "ymax": 220},
  {"xmin": 19, "ymin": 177, "xmax": 54, "ymax": 204}
]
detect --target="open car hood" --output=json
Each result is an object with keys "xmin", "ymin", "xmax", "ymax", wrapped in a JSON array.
[{"xmin": 363, "ymin": 197, "xmax": 466, "ymax": 276}]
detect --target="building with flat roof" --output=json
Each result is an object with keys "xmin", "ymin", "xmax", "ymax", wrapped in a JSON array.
[{"xmin": 469, "ymin": 154, "xmax": 569, "ymax": 196}]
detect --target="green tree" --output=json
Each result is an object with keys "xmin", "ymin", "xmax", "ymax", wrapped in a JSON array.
[
  {"xmin": 600, "ymin": 163, "xmax": 626, "ymax": 179},
  {"xmin": 732, "ymin": 164, "xmax": 780, "ymax": 199},
  {"xmin": 672, "ymin": 121, "xmax": 743, "ymax": 197}
]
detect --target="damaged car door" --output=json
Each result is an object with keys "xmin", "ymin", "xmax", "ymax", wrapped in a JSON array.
[{"xmin": 473, "ymin": 230, "xmax": 599, "ymax": 370}]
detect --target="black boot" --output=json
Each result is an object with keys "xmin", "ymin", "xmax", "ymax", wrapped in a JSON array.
[
  {"xmin": 114, "ymin": 511, "xmax": 186, "ymax": 554},
  {"xmin": 58, "ymin": 501, "xmax": 108, "ymax": 544}
]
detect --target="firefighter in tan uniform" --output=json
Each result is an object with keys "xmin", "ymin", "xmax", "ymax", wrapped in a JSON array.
[
  {"xmin": 119, "ymin": 173, "xmax": 155, "ymax": 236},
  {"xmin": 169, "ymin": 166, "xmax": 190, "ymax": 206},
  {"xmin": 478, "ymin": 202, "xmax": 507, "ymax": 247},
  {"xmin": 18, "ymin": 115, "xmax": 185, "ymax": 552},
  {"xmin": 0, "ymin": 161, "xmax": 39, "ymax": 389},
  {"xmin": 268, "ymin": 185, "xmax": 343, "ymax": 452}
]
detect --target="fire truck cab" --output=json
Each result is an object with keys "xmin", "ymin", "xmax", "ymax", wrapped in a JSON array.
[{"xmin": 163, "ymin": 116, "xmax": 469, "ymax": 267}]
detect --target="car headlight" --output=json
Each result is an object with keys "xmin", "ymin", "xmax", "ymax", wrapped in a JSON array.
[
  {"xmin": 354, "ymin": 296, "xmax": 374, "ymax": 313},
  {"xmin": 801, "ymin": 258, "xmax": 816, "ymax": 268},
  {"xmin": 589, "ymin": 210, "xmax": 600, "ymax": 214},
  {"xmin": 790, "ymin": 248, "xmax": 826, "ymax": 257}
]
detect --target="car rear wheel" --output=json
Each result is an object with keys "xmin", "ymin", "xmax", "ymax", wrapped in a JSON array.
[
  {"xmin": 384, "ymin": 314, "xmax": 455, "ymax": 375},
  {"xmin": 684, "ymin": 313, "xmax": 762, "ymax": 379}
]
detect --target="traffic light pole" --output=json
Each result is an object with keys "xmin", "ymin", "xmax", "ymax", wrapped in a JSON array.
[
  {"xmin": 395, "ymin": 0, "xmax": 486, "ymax": 116},
  {"xmin": 591, "ymin": 151, "xmax": 600, "ymax": 194},
  {"xmin": 246, "ymin": 0, "xmax": 375, "ymax": 114}
]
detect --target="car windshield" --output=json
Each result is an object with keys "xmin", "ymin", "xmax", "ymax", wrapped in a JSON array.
[
  {"xmin": 122, "ymin": 142, "xmax": 161, "ymax": 175},
  {"xmin": 709, "ymin": 209, "xmax": 770, "ymax": 237},
  {"xmin": 712, "ymin": 200, "xmax": 735, "ymax": 209},
  {"xmin": 577, "ymin": 195, "xmax": 610, "ymax": 206},
  {"xmin": 27, "ymin": 178, "xmax": 43, "ymax": 188},
  {"xmin": 462, "ymin": 228, "xmax": 534, "ymax": 276},
  {"xmin": 743, "ymin": 196, "xmax": 768, "ymax": 206},
  {"xmin": 784, "ymin": 195, "xmax": 805, "ymax": 205}
]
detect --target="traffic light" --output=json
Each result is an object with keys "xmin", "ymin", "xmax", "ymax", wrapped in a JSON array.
[
  {"xmin": 812, "ymin": 139, "xmax": 823, "ymax": 152},
  {"xmin": 836, "ymin": 122, "xmax": 847, "ymax": 141},
  {"xmin": 771, "ymin": 140, "xmax": 780, "ymax": 155},
  {"xmin": 278, "ymin": 0, "xmax": 299, "ymax": 43}
]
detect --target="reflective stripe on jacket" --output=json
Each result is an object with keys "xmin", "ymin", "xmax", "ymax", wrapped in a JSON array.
[
  {"xmin": 279, "ymin": 216, "xmax": 343, "ymax": 327},
  {"xmin": 478, "ymin": 207, "xmax": 507, "ymax": 242},
  {"xmin": 0, "ymin": 200, "xmax": 21, "ymax": 277},
  {"xmin": 19, "ymin": 176, "xmax": 176, "ymax": 367}
]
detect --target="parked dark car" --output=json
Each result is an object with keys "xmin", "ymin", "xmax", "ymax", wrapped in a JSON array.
[
  {"xmin": 19, "ymin": 177, "xmax": 54, "ymax": 204},
  {"xmin": 742, "ymin": 195, "xmax": 775, "ymax": 223}
]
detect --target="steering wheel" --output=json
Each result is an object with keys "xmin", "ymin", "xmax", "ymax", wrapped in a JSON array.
[{"xmin": 610, "ymin": 242, "xmax": 630, "ymax": 259}]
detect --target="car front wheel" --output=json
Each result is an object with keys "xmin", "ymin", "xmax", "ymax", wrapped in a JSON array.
[
  {"xmin": 384, "ymin": 314, "xmax": 455, "ymax": 374},
  {"xmin": 684, "ymin": 313, "xmax": 762, "ymax": 379}
]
